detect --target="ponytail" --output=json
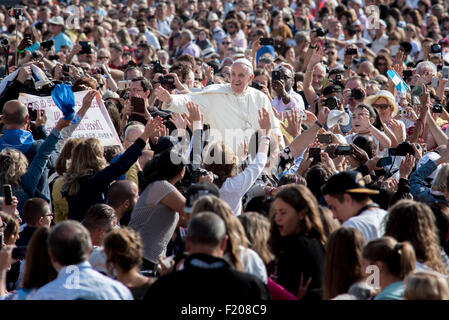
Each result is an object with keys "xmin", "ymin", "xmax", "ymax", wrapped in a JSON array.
[
  {"xmin": 363, "ymin": 237, "xmax": 416, "ymax": 279},
  {"xmin": 386, "ymin": 242, "xmax": 416, "ymax": 279}
]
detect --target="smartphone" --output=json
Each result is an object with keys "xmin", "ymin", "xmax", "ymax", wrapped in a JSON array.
[
  {"xmin": 443, "ymin": 66, "xmax": 449, "ymax": 80},
  {"xmin": 432, "ymin": 104, "xmax": 443, "ymax": 113},
  {"xmin": 0, "ymin": 232, "xmax": 3, "ymax": 250},
  {"xmin": 79, "ymin": 41, "xmax": 92, "ymax": 54},
  {"xmin": 411, "ymin": 85, "xmax": 423, "ymax": 97},
  {"xmin": 272, "ymin": 70, "xmax": 281, "ymax": 81},
  {"xmin": 26, "ymin": 103, "xmax": 38, "ymax": 121},
  {"xmin": 317, "ymin": 134, "xmax": 332, "ymax": 144},
  {"xmin": 431, "ymin": 78, "xmax": 439, "ymax": 88},
  {"xmin": 3, "ymin": 184, "xmax": 12, "ymax": 205},
  {"xmin": 412, "ymin": 95, "xmax": 421, "ymax": 106},
  {"xmin": 376, "ymin": 156, "xmax": 393, "ymax": 167},
  {"xmin": 346, "ymin": 48, "xmax": 358, "ymax": 55},
  {"xmin": 335, "ymin": 145, "xmax": 351, "ymax": 156},
  {"xmin": 259, "ymin": 38, "xmax": 274, "ymax": 46},
  {"xmin": 309, "ymin": 148, "xmax": 321, "ymax": 165},
  {"xmin": 62, "ymin": 64, "xmax": 69, "ymax": 73},
  {"xmin": 131, "ymin": 96, "xmax": 146, "ymax": 114},
  {"xmin": 118, "ymin": 80, "xmax": 131, "ymax": 91},
  {"xmin": 402, "ymin": 70, "xmax": 413, "ymax": 79}
]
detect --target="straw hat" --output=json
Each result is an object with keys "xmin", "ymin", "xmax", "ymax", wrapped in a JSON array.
[{"xmin": 363, "ymin": 90, "xmax": 398, "ymax": 117}]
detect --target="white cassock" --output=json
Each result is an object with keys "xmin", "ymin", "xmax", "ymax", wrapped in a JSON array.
[{"xmin": 162, "ymin": 84, "xmax": 283, "ymax": 152}]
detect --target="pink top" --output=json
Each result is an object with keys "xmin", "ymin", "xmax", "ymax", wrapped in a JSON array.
[{"xmin": 267, "ymin": 278, "xmax": 297, "ymax": 300}]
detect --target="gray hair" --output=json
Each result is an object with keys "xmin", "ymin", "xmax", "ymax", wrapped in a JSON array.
[
  {"xmin": 416, "ymin": 61, "xmax": 437, "ymax": 76},
  {"xmin": 431, "ymin": 163, "xmax": 449, "ymax": 192},
  {"xmin": 187, "ymin": 211, "xmax": 227, "ymax": 247},
  {"xmin": 181, "ymin": 29, "xmax": 194, "ymax": 42},
  {"xmin": 124, "ymin": 123, "xmax": 145, "ymax": 140}
]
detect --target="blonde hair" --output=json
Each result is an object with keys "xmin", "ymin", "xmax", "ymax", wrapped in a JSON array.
[
  {"xmin": 63, "ymin": 138, "xmax": 107, "ymax": 197},
  {"xmin": 0, "ymin": 149, "xmax": 29, "ymax": 186},
  {"xmin": 404, "ymin": 271, "xmax": 449, "ymax": 300},
  {"xmin": 202, "ymin": 141, "xmax": 237, "ymax": 188},
  {"xmin": 432, "ymin": 163, "xmax": 449, "ymax": 192},
  {"xmin": 238, "ymin": 212, "xmax": 274, "ymax": 265},
  {"xmin": 192, "ymin": 195, "xmax": 248, "ymax": 271}
]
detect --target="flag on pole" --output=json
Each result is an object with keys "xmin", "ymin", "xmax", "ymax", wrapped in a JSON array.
[{"xmin": 387, "ymin": 69, "xmax": 410, "ymax": 93}]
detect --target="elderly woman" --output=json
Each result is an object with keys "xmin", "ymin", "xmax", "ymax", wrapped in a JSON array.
[{"xmin": 365, "ymin": 90, "xmax": 406, "ymax": 147}]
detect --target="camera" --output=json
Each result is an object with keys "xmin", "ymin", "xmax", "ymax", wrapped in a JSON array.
[
  {"xmin": 251, "ymin": 81, "xmax": 263, "ymax": 90},
  {"xmin": 351, "ymin": 88, "xmax": 365, "ymax": 100},
  {"xmin": 259, "ymin": 38, "xmax": 274, "ymax": 46},
  {"xmin": 399, "ymin": 109, "xmax": 408, "ymax": 117},
  {"xmin": 345, "ymin": 47, "xmax": 358, "ymax": 55},
  {"xmin": 0, "ymin": 38, "xmax": 9, "ymax": 46},
  {"xmin": 314, "ymin": 27, "xmax": 327, "ymax": 37},
  {"xmin": 151, "ymin": 60, "xmax": 164, "ymax": 74},
  {"xmin": 432, "ymin": 104, "xmax": 443, "ymax": 113},
  {"xmin": 158, "ymin": 75, "xmax": 174, "ymax": 85},
  {"xmin": 79, "ymin": 41, "xmax": 93, "ymax": 55},
  {"xmin": 190, "ymin": 168, "xmax": 219, "ymax": 184},
  {"xmin": 431, "ymin": 43, "xmax": 442, "ymax": 54},
  {"xmin": 324, "ymin": 96, "xmax": 340, "ymax": 110},
  {"xmin": 62, "ymin": 64, "xmax": 70, "ymax": 73},
  {"xmin": 41, "ymin": 39, "xmax": 54, "ymax": 51}
]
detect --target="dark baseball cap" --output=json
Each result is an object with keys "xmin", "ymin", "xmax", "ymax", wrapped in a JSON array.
[
  {"xmin": 322, "ymin": 171, "xmax": 380, "ymax": 195},
  {"xmin": 184, "ymin": 183, "xmax": 220, "ymax": 214}
]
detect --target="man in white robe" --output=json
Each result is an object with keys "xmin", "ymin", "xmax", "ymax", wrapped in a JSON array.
[{"xmin": 154, "ymin": 59, "xmax": 282, "ymax": 151}]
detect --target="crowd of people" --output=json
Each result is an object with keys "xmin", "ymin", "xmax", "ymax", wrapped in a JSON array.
[{"xmin": 1, "ymin": 0, "xmax": 449, "ymax": 301}]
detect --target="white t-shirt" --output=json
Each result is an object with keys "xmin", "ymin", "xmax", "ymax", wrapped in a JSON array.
[
  {"xmin": 343, "ymin": 206, "xmax": 388, "ymax": 243},
  {"xmin": 224, "ymin": 246, "xmax": 268, "ymax": 284}
]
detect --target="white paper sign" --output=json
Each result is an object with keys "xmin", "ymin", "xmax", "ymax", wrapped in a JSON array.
[{"xmin": 18, "ymin": 90, "xmax": 122, "ymax": 146}]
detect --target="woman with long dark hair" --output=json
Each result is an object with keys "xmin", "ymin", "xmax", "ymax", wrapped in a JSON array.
[
  {"xmin": 128, "ymin": 148, "xmax": 186, "ymax": 273},
  {"xmin": 269, "ymin": 184, "xmax": 327, "ymax": 300}
]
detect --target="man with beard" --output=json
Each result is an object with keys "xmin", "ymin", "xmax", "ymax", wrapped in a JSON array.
[
  {"xmin": 107, "ymin": 180, "xmax": 139, "ymax": 227},
  {"xmin": 136, "ymin": 43, "xmax": 152, "ymax": 66}
]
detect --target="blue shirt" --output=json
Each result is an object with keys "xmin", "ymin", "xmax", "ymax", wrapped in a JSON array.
[
  {"xmin": 51, "ymin": 32, "xmax": 73, "ymax": 54},
  {"xmin": 30, "ymin": 261, "xmax": 133, "ymax": 300},
  {"xmin": 374, "ymin": 281, "xmax": 404, "ymax": 300}
]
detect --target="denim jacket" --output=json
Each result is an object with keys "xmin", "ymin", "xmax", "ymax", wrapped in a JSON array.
[
  {"xmin": 409, "ymin": 160, "xmax": 448, "ymax": 205},
  {"xmin": 13, "ymin": 128, "xmax": 61, "ymax": 215}
]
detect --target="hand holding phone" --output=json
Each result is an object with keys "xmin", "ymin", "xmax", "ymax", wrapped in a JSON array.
[
  {"xmin": 3, "ymin": 184, "xmax": 12, "ymax": 205},
  {"xmin": 130, "ymin": 96, "xmax": 146, "ymax": 114}
]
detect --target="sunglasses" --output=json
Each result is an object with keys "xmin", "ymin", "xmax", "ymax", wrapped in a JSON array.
[
  {"xmin": 372, "ymin": 103, "xmax": 391, "ymax": 110},
  {"xmin": 222, "ymin": 41, "xmax": 231, "ymax": 45}
]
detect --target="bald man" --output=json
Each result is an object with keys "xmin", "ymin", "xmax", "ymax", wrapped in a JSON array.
[
  {"xmin": 154, "ymin": 59, "xmax": 282, "ymax": 151},
  {"xmin": 0, "ymin": 100, "xmax": 58, "ymax": 206}
]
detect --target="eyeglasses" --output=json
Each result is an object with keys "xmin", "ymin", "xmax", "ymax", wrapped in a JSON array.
[
  {"xmin": 389, "ymin": 38, "xmax": 399, "ymax": 41},
  {"xmin": 405, "ymin": 28, "xmax": 413, "ymax": 32},
  {"xmin": 372, "ymin": 103, "xmax": 391, "ymax": 110}
]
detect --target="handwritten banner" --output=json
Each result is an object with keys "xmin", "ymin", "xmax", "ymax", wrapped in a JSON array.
[{"xmin": 19, "ymin": 90, "xmax": 122, "ymax": 147}]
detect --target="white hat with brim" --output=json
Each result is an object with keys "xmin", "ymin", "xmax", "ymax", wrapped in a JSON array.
[
  {"xmin": 48, "ymin": 16, "xmax": 65, "ymax": 26},
  {"xmin": 364, "ymin": 90, "xmax": 399, "ymax": 117}
]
